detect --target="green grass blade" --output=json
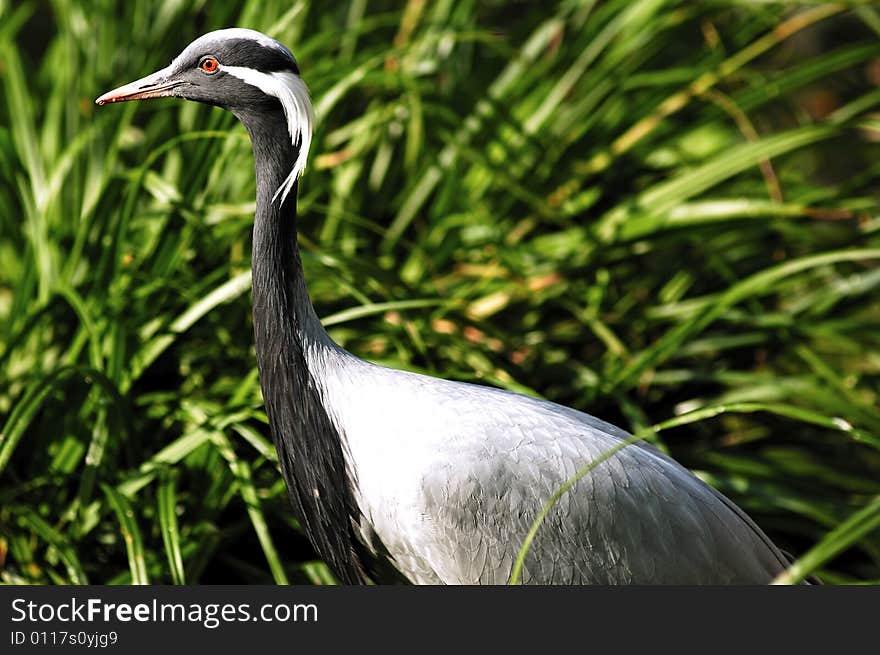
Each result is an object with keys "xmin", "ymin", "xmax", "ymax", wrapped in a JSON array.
[
  {"xmin": 101, "ymin": 483, "xmax": 149, "ymax": 584},
  {"xmin": 608, "ymin": 249, "xmax": 880, "ymax": 391},
  {"xmin": 774, "ymin": 496, "xmax": 880, "ymax": 585},
  {"xmin": 211, "ymin": 432, "xmax": 290, "ymax": 585},
  {"xmin": 157, "ymin": 469, "xmax": 186, "ymax": 585},
  {"xmin": 13, "ymin": 507, "xmax": 88, "ymax": 584}
]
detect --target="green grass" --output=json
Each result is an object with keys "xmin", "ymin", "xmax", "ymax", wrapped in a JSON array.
[{"xmin": 1, "ymin": 0, "xmax": 879, "ymax": 585}]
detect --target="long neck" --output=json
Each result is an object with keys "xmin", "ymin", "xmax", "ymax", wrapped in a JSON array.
[{"xmin": 241, "ymin": 107, "xmax": 365, "ymax": 584}]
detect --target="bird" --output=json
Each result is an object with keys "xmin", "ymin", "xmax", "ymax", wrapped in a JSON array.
[{"xmin": 96, "ymin": 28, "xmax": 797, "ymax": 585}]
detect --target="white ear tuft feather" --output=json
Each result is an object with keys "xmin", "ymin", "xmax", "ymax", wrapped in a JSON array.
[{"xmin": 222, "ymin": 66, "xmax": 314, "ymax": 205}]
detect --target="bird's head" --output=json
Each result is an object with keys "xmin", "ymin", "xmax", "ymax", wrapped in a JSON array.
[{"xmin": 96, "ymin": 28, "xmax": 313, "ymax": 202}]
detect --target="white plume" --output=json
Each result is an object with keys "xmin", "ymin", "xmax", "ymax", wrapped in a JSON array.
[{"xmin": 222, "ymin": 66, "xmax": 314, "ymax": 205}]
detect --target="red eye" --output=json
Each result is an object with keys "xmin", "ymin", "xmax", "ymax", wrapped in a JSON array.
[{"xmin": 200, "ymin": 57, "xmax": 219, "ymax": 74}]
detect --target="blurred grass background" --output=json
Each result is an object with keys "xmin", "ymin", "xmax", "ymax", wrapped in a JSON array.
[{"xmin": 1, "ymin": 0, "xmax": 879, "ymax": 585}]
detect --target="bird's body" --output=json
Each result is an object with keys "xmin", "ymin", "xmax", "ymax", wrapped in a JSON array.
[
  {"xmin": 312, "ymin": 343, "xmax": 786, "ymax": 583},
  {"xmin": 97, "ymin": 28, "xmax": 793, "ymax": 585}
]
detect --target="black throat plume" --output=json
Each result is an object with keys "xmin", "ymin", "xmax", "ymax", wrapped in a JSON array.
[{"xmin": 237, "ymin": 104, "xmax": 366, "ymax": 584}]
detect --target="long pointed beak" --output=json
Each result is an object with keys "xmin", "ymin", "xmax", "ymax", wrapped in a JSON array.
[{"xmin": 95, "ymin": 67, "xmax": 183, "ymax": 105}]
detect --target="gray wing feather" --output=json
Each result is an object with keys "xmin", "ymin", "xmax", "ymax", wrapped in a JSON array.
[
  {"xmin": 406, "ymin": 383, "xmax": 787, "ymax": 584},
  {"xmin": 329, "ymin": 361, "xmax": 789, "ymax": 585}
]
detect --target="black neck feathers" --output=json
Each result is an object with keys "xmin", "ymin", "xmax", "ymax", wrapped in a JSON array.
[{"xmin": 238, "ymin": 106, "xmax": 366, "ymax": 584}]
